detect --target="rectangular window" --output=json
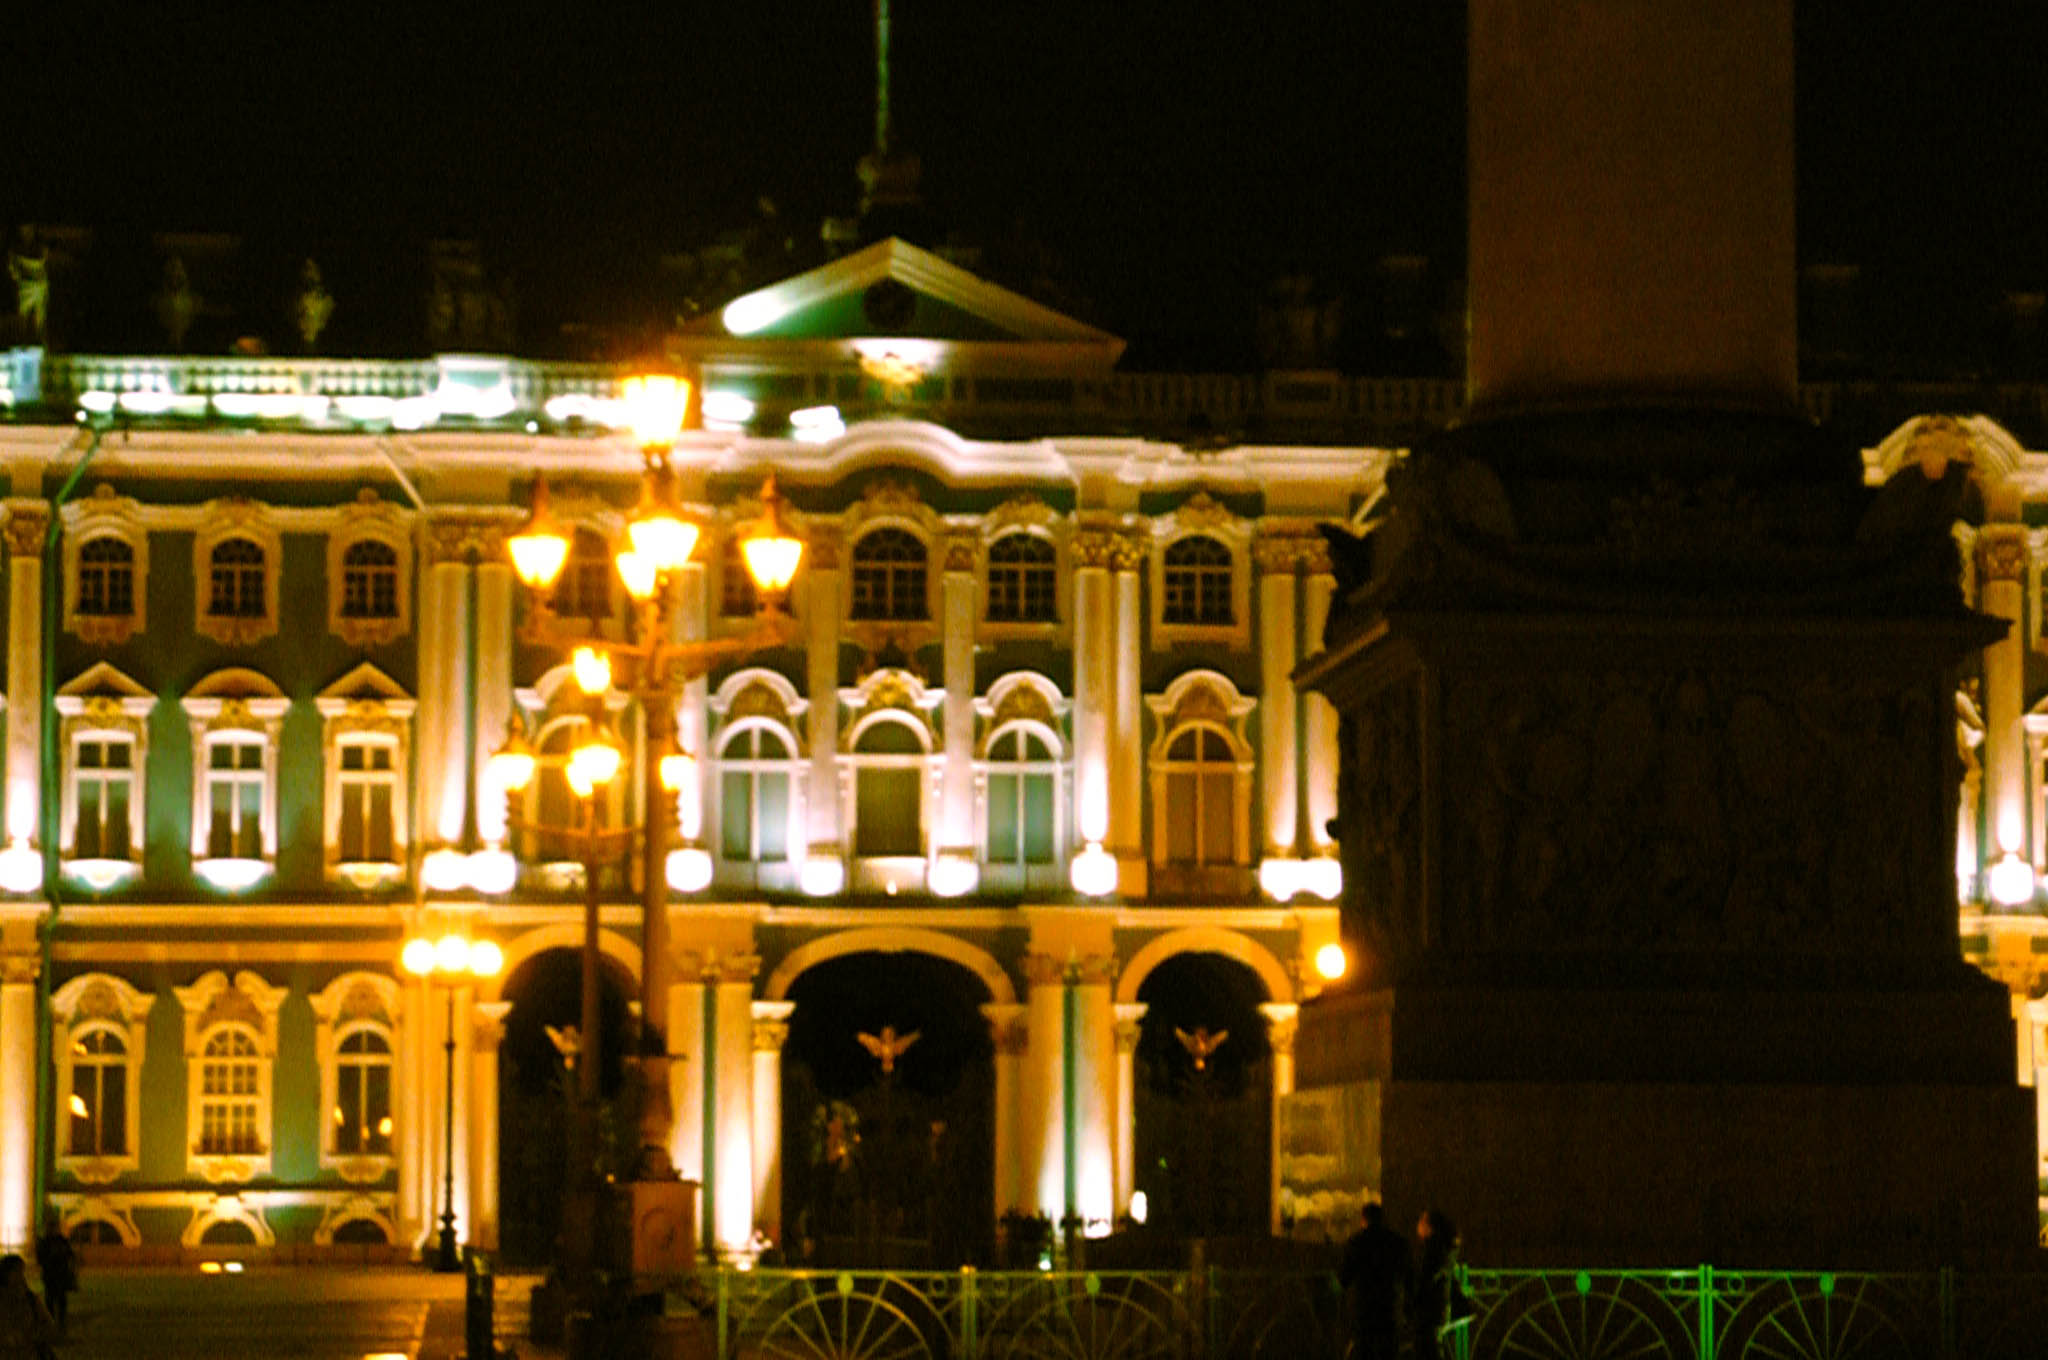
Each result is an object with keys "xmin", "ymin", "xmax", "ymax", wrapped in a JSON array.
[
  {"xmin": 337, "ymin": 740, "xmax": 397, "ymax": 862},
  {"xmin": 74, "ymin": 737, "xmax": 134, "ymax": 860},
  {"xmin": 856, "ymin": 768, "xmax": 923, "ymax": 856},
  {"xmin": 207, "ymin": 740, "xmax": 265, "ymax": 860}
]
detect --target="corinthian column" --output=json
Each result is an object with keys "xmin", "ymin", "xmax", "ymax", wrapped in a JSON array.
[
  {"xmin": 982, "ymin": 1003, "xmax": 1027, "ymax": 1217},
  {"xmin": 1255, "ymin": 536, "xmax": 1301, "ymax": 870},
  {"xmin": 1978, "ymin": 527, "xmax": 2030, "ymax": 886},
  {"xmin": 467, "ymin": 1001, "xmax": 510, "ymax": 1250},
  {"xmin": 4, "ymin": 506, "xmax": 47, "ymax": 877},
  {"xmin": 1258, "ymin": 1002, "xmax": 1299, "ymax": 1236},
  {"xmin": 1020, "ymin": 954, "xmax": 1066, "ymax": 1218},
  {"xmin": 1109, "ymin": 534, "xmax": 1146, "ymax": 891},
  {"xmin": 803, "ymin": 535, "xmax": 845, "ymax": 884},
  {"xmin": 937, "ymin": 537, "xmax": 978, "ymax": 885},
  {"xmin": 1071, "ymin": 529, "xmax": 1115, "ymax": 857},
  {"xmin": 418, "ymin": 522, "xmax": 473, "ymax": 869},
  {"xmin": 0, "ymin": 950, "xmax": 38, "ymax": 1250},
  {"xmin": 750, "ymin": 1000, "xmax": 794, "ymax": 1247},
  {"xmin": 1112, "ymin": 1002, "xmax": 1146, "ymax": 1219}
]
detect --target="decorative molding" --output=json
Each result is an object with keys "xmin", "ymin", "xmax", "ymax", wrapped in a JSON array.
[
  {"xmin": 192, "ymin": 498, "xmax": 283, "ymax": 647},
  {"xmin": 1977, "ymin": 524, "xmax": 2029, "ymax": 586},
  {"xmin": 4, "ymin": 502, "xmax": 49, "ymax": 558},
  {"xmin": 173, "ymin": 969, "xmax": 288, "ymax": 1183},
  {"xmin": 752, "ymin": 999, "xmax": 795, "ymax": 1052},
  {"xmin": 63, "ymin": 485, "xmax": 150, "ymax": 647},
  {"xmin": 422, "ymin": 511, "xmax": 513, "ymax": 567},
  {"xmin": 328, "ymin": 489, "xmax": 415, "ymax": 648},
  {"xmin": 1071, "ymin": 528, "xmax": 1115, "ymax": 570},
  {"xmin": 314, "ymin": 664, "xmax": 416, "ymax": 885}
]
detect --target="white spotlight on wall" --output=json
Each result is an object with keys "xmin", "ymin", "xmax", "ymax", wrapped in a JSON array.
[
  {"xmin": 1988, "ymin": 851, "xmax": 2036, "ymax": 907},
  {"xmin": 1070, "ymin": 841, "xmax": 1118, "ymax": 897},
  {"xmin": 667, "ymin": 847, "xmax": 714, "ymax": 893}
]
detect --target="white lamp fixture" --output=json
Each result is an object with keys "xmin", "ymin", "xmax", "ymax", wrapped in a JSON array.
[
  {"xmin": 1302, "ymin": 857, "xmax": 1344, "ymax": 901},
  {"xmin": 801, "ymin": 855, "xmax": 846, "ymax": 898},
  {"xmin": 666, "ymin": 847, "xmax": 714, "ymax": 893},
  {"xmin": 1988, "ymin": 851, "xmax": 2036, "ymax": 907},
  {"xmin": 420, "ymin": 848, "xmax": 472, "ymax": 895},
  {"xmin": 467, "ymin": 847, "xmax": 518, "ymax": 896},
  {"xmin": 0, "ymin": 840, "xmax": 42, "ymax": 894},
  {"xmin": 1258, "ymin": 858, "xmax": 1301, "ymax": 901},
  {"xmin": 928, "ymin": 854, "xmax": 978, "ymax": 899},
  {"xmin": 1070, "ymin": 841, "xmax": 1118, "ymax": 897},
  {"xmin": 1314, "ymin": 942, "xmax": 1349, "ymax": 982}
]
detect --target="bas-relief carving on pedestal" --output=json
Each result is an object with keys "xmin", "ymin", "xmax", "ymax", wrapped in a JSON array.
[{"xmin": 1338, "ymin": 677, "xmax": 1422, "ymax": 979}]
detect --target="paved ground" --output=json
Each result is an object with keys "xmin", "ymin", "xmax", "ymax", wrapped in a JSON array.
[{"xmin": 46, "ymin": 1265, "xmax": 561, "ymax": 1360}]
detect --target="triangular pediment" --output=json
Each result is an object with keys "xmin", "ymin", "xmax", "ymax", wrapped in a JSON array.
[
  {"xmin": 57, "ymin": 662, "xmax": 155, "ymax": 701},
  {"xmin": 317, "ymin": 661, "xmax": 411, "ymax": 705},
  {"xmin": 696, "ymin": 237, "xmax": 1123, "ymax": 353}
]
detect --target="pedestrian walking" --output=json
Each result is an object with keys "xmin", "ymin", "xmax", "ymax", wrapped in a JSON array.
[
  {"xmin": 32, "ymin": 1224, "xmax": 74, "ymax": 1337},
  {"xmin": 0, "ymin": 1254, "xmax": 55, "ymax": 1360},
  {"xmin": 1411, "ymin": 1208, "xmax": 1469, "ymax": 1360},
  {"xmin": 1337, "ymin": 1201, "xmax": 1409, "ymax": 1360}
]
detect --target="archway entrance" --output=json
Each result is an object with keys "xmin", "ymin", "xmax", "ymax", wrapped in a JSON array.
[
  {"xmin": 1133, "ymin": 952, "xmax": 1272, "ymax": 1238},
  {"xmin": 496, "ymin": 946, "xmax": 632, "ymax": 1267},
  {"xmin": 782, "ymin": 952, "xmax": 995, "ymax": 1266}
]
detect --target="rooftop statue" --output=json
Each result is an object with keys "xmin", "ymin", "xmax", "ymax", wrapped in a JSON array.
[
  {"xmin": 294, "ymin": 258, "xmax": 334, "ymax": 352},
  {"xmin": 8, "ymin": 225, "xmax": 47, "ymax": 341}
]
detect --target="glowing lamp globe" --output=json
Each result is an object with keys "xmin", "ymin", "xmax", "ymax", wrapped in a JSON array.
[
  {"xmin": 1303, "ymin": 857, "xmax": 1344, "ymax": 901},
  {"xmin": 570, "ymin": 646, "xmax": 612, "ymax": 696},
  {"xmin": 0, "ymin": 841, "xmax": 42, "ymax": 894},
  {"xmin": 1258, "ymin": 858, "xmax": 1301, "ymax": 901},
  {"xmin": 401, "ymin": 937, "xmax": 438, "ymax": 977},
  {"xmin": 659, "ymin": 751, "xmax": 697, "ymax": 792},
  {"xmin": 1988, "ymin": 851, "xmax": 2036, "ymax": 907},
  {"xmin": 1314, "ymin": 943, "xmax": 1349, "ymax": 982},
  {"xmin": 1070, "ymin": 841, "xmax": 1118, "ymax": 897},
  {"xmin": 567, "ymin": 728, "xmax": 623, "ymax": 796},
  {"xmin": 666, "ymin": 847, "xmax": 714, "ymax": 893},
  {"xmin": 621, "ymin": 374, "xmax": 690, "ymax": 450},
  {"xmin": 801, "ymin": 856, "xmax": 846, "ymax": 897},
  {"xmin": 929, "ymin": 855, "xmax": 978, "ymax": 899},
  {"xmin": 420, "ymin": 848, "xmax": 471, "ymax": 894},
  {"xmin": 467, "ymin": 847, "xmax": 518, "ymax": 896},
  {"xmin": 468, "ymin": 939, "xmax": 504, "ymax": 978},
  {"xmin": 436, "ymin": 934, "xmax": 472, "ymax": 973},
  {"xmin": 626, "ymin": 466, "xmax": 699, "ymax": 574},
  {"xmin": 487, "ymin": 731, "xmax": 537, "ymax": 795},
  {"xmin": 741, "ymin": 476, "xmax": 805, "ymax": 594},
  {"xmin": 506, "ymin": 475, "xmax": 570, "ymax": 589},
  {"xmin": 614, "ymin": 549, "xmax": 659, "ymax": 602}
]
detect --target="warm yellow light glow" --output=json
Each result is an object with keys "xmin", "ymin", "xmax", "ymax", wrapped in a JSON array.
[
  {"xmin": 929, "ymin": 855, "xmax": 978, "ymax": 898},
  {"xmin": 614, "ymin": 549, "xmax": 658, "ymax": 601},
  {"xmin": 1988, "ymin": 851, "xmax": 2036, "ymax": 907},
  {"xmin": 436, "ymin": 934, "xmax": 471, "ymax": 973},
  {"xmin": 621, "ymin": 374, "xmax": 690, "ymax": 449},
  {"xmin": 467, "ymin": 848, "xmax": 518, "ymax": 896},
  {"xmin": 1315, "ymin": 943, "xmax": 1348, "ymax": 981},
  {"xmin": 568, "ymin": 727, "xmax": 623, "ymax": 794},
  {"xmin": 332, "ymin": 1106, "xmax": 345, "ymax": 1126},
  {"xmin": 487, "ymin": 723, "xmax": 538, "ymax": 794},
  {"xmin": 626, "ymin": 460, "xmax": 699, "ymax": 573},
  {"xmin": 69, "ymin": 1093, "xmax": 89, "ymax": 1118},
  {"xmin": 377, "ymin": 1116, "xmax": 394, "ymax": 1137},
  {"xmin": 507, "ymin": 474, "xmax": 571, "ymax": 590},
  {"xmin": 0, "ymin": 840, "xmax": 43, "ymax": 894},
  {"xmin": 469, "ymin": 939, "xmax": 504, "ymax": 978},
  {"xmin": 1070, "ymin": 841, "xmax": 1118, "ymax": 897},
  {"xmin": 420, "ymin": 849, "xmax": 470, "ymax": 894},
  {"xmin": 401, "ymin": 937, "xmax": 437, "ymax": 977},
  {"xmin": 659, "ymin": 751, "xmax": 697, "ymax": 792},
  {"xmin": 740, "ymin": 476, "xmax": 805, "ymax": 595},
  {"xmin": 1129, "ymin": 1190, "xmax": 1149, "ymax": 1225},
  {"xmin": 199, "ymin": 1261, "xmax": 223, "ymax": 1275},
  {"xmin": 666, "ymin": 847, "xmax": 713, "ymax": 893},
  {"xmin": 571, "ymin": 646, "xmax": 611, "ymax": 695}
]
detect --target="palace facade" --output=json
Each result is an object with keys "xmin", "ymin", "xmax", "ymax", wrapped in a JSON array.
[{"xmin": 0, "ymin": 237, "xmax": 2041, "ymax": 1261}]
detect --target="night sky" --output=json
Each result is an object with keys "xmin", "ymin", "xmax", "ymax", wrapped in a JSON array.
[{"xmin": 3, "ymin": 3, "xmax": 2043, "ymax": 358}]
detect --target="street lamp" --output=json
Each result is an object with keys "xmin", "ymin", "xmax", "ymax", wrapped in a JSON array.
[
  {"xmin": 400, "ymin": 929, "xmax": 504, "ymax": 1272},
  {"xmin": 495, "ymin": 371, "xmax": 804, "ymax": 1222}
]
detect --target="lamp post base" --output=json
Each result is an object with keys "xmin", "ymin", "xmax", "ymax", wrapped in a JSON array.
[{"xmin": 432, "ymin": 1214, "xmax": 462, "ymax": 1273}]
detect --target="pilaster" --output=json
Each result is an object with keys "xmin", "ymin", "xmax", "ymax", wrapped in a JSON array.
[
  {"xmin": 804, "ymin": 534, "xmax": 844, "ymax": 872},
  {"xmin": 1110, "ymin": 533, "xmax": 1147, "ymax": 891},
  {"xmin": 468, "ymin": 1000, "xmax": 510, "ymax": 1250},
  {"xmin": 418, "ymin": 520, "xmax": 474, "ymax": 862},
  {"xmin": 1258, "ymin": 1001, "xmax": 1299, "ymax": 1235},
  {"xmin": 1978, "ymin": 526, "xmax": 2030, "ymax": 882},
  {"xmin": 473, "ymin": 547, "xmax": 515, "ymax": 851},
  {"xmin": 982, "ymin": 1002, "xmax": 1027, "ymax": 1216},
  {"xmin": 1071, "ymin": 528, "xmax": 1115, "ymax": 857},
  {"xmin": 1302, "ymin": 547, "xmax": 1339, "ymax": 856},
  {"xmin": 0, "ymin": 948, "xmax": 38, "ymax": 1251},
  {"xmin": 4, "ymin": 504, "xmax": 46, "ymax": 870},
  {"xmin": 750, "ymin": 999, "xmax": 794, "ymax": 1247},
  {"xmin": 710, "ymin": 956, "xmax": 758, "ymax": 1256},
  {"xmin": 938, "ymin": 536, "xmax": 978, "ymax": 875},
  {"xmin": 1255, "ymin": 535, "xmax": 1301, "ymax": 861},
  {"xmin": 1112, "ymin": 1001, "xmax": 1146, "ymax": 1221}
]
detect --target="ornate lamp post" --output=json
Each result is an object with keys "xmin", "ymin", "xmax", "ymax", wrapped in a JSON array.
[
  {"xmin": 492, "ymin": 372, "xmax": 804, "ymax": 1254},
  {"xmin": 400, "ymin": 929, "xmax": 504, "ymax": 1272}
]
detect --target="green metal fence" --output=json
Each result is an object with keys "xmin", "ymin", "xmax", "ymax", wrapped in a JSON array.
[{"xmin": 652, "ymin": 1264, "xmax": 2048, "ymax": 1359}]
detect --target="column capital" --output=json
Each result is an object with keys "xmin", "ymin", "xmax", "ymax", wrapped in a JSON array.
[
  {"xmin": 1108, "ymin": 532, "xmax": 1149, "ymax": 573},
  {"xmin": 1977, "ymin": 524, "xmax": 2029, "ymax": 585},
  {"xmin": 752, "ymin": 998, "xmax": 795, "ymax": 1052},
  {"xmin": 980, "ymin": 1002, "xmax": 1027, "ymax": 1055},
  {"xmin": 1113, "ymin": 1002, "xmax": 1147, "ymax": 1053},
  {"xmin": 2, "ymin": 503, "xmax": 46, "ymax": 560},
  {"xmin": 1022, "ymin": 952, "xmax": 1117, "ymax": 987},
  {"xmin": 471, "ymin": 1000, "xmax": 511, "ymax": 1051},
  {"xmin": 1257, "ymin": 1001, "xmax": 1300, "ymax": 1056},
  {"xmin": 423, "ymin": 512, "xmax": 513, "ymax": 567},
  {"xmin": 1072, "ymin": 529, "xmax": 1116, "ymax": 570},
  {"xmin": 943, "ymin": 535, "xmax": 978, "ymax": 575},
  {"xmin": 687, "ymin": 950, "xmax": 760, "ymax": 985},
  {"xmin": 0, "ymin": 952, "xmax": 37, "ymax": 986}
]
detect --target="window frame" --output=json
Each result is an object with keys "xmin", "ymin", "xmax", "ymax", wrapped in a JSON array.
[
  {"xmin": 174, "ymin": 969, "xmax": 286, "ymax": 1182},
  {"xmin": 327, "ymin": 492, "xmax": 413, "ymax": 647},
  {"xmin": 1145, "ymin": 670, "xmax": 1257, "ymax": 887},
  {"xmin": 316, "ymin": 665, "xmax": 416, "ymax": 891},
  {"xmin": 1149, "ymin": 494, "xmax": 1252, "ymax": 649},
  {"xmin": 182, "ymin": 671, "xmax": 290, "ymax": 890},
  {"xmin": 50, "ymin": 973, "xmax": 155, "ymax": 1186},
  {"xmin": 848, "ymin": 525, "xmax": 932, "ymax": 623},
  {"xmin": 62, "ymin": 488, "xmax": 150, "ymax": 647},
  {"xmin": 984, "ymin": 530, "xmax": 1060, "ymax": 627},
  {"xmin": 977, "ymin": 719, "xmax": 1066, "ymax": 890},
  {"xmin": 712, "ymin": 718, "xmax": 805, "ymax": 889},
  {"xmin": 54, "ymin": 666, "xmax": 156, "ymax": 894},
  {"xmin": 193, "ymin": 503, "xmax": 282, "ymax": 647},
  {"xmin": 310, "ymin": 973, "xmax": 401, "ymax": 1182}
]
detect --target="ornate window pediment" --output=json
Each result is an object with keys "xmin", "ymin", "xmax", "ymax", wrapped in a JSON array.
[
  {"xmin": 174, "ymin": 970, "xmax": 287, "ymax": 1183},
  {"xmin": 328, "ymin": 491, "xmax": 413, "ymax": 648},
  {"xmin": 51, "ymin": 973, "xmax": 155, "ymax": 1185},
  {"xmin": 182, "ymin": 669, "xmax": 289, "ymax": 890},
  {"xmin": 310, "ymin": 973, "xmax": 401, "ymax": 1183},
  {"xmin": 63, "ymin": 485, "xmax": 149, "ymax": 647},
  {"xmin": 55, "ymin": 663, "xmax": 156, "ymax": 894},
  {"xmin": 316, "ymin": 663, "xmax": 416, "ymax": 891},
  {"xmin": 1146, "ymin": 670, "xmax": 1256, "ymax": 881},
  {"xmin": 1151, "ymin": 492, "xmax": 1252, "ymax": 647}
]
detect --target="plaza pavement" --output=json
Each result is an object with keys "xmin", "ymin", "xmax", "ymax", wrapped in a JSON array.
[{"xmin": 40, "ymin": 1264, "xmax": 563, "ymax": 1360}]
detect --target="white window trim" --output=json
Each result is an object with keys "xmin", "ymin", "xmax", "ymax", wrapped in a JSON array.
[
  {"xmin": 193, "ymin": 500, "xmax": 283, "ymax": 647},
  {"xmin": 182, "ymin": 671, "xmax": 290, "ymax": 890},
  {"xmin": 1145, "ymin": 669, "xmax": 1257, "ymax": 872},
  {"xmin": 174, "ymin": 969, "xmax": 287, "ymax": 1183},
  {"xmin": 54, "ymin": 664, "xmax": 157, "ymax": 894},
  {"xmin": 50, "ymin": 974, "xmax": 155, "ymax": 1186},
  {"xmin": 316, "ymin": 664, "xmax": 416, "ymax": 890},
  {"xmin": 62, "ymin": 486, "xmax": 149, "ymax": 647},
  {"xmin": 837, "ymin": 667, "xmax": 946, "ymax": 889},
  {"xmin": 711, "ymin": 716, "xmax": 808, "ymax": 889},
  {"xmin": 1150, "ymin": 493, "xmax": 1253, "ymax": 649},
  {"xmin": 309, "ymin": 973, "xmax": 402, "ymax": 1184},
  {"xmin": 327, "ymin": 492, "xmax": 414, "ymax": 648},
  {"xmin": 972, "ymin": 672, "xmax": 1072, "ymax": 888}
]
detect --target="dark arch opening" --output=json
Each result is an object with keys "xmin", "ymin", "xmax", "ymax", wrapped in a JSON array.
[
  {"xmin": 199, "ymin": 1219, "xmax": 257, "ymax": 1246},
  {"xmin": 497, "ymin": 945, "xmax": 633, "ymax": 1267},
  {"xmin": 1133, "ymin": 952, "xmax": 1273, "ymax": 1239},
  {"xmin": 331, "ymin": 1217, "xmax": 388, "ymax": 1246},
  {"xmin": 782, "ymin": 951, "xmax": 995, "ymax": 1267},
  {"xmin": 67, "ymin": 1219, "xmax": 122, "ymax": 1247}
]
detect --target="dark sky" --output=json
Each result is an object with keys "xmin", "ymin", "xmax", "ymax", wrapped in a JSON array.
[{"xmin": 4, "ymin": 3, "xmax": 2043, "ymax": 355}]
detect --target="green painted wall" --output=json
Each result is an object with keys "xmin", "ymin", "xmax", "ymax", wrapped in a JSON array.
[
  {"xmin": 271, "ymin": 992, "xmax": 320, "ymax": 1182},
  {"xmin": 138, "ymin": 984, "xmax": 186, "ymax": 1183}
]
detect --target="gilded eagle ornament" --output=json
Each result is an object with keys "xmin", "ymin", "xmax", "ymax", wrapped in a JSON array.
[
  {"xmin": 1175, "ymin": 1026, "xmax": 1228, "ymax": 1071},
  {"xmin": 857, "ymin": 1024, "xmax": 921, "ymax": 1074}
]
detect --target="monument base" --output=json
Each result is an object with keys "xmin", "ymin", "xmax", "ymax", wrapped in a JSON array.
[{"xmin": 1293, "ymin": 984, "xmax": 2035, "ymax": 1267}]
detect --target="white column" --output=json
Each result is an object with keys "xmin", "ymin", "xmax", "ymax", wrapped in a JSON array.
[
  {"xmin": 467, "ymin": 1001, "xmax": 508, "ymax": 1251},
  {"xmin": 750, "ymin": 1000, "xmax": 794, "ymax": 1247},
  {"xmin": 0, "ymin": 953, "xmax": 39, "ymax": 1250},
  {"xmin": 1072, "ymin": 957, "xmax": 1117, "ymax": 1232},
  {"xmin": 1022, "ymin": 955, "xmax": 1066, "ymax": 1218},
  {"xmin": 804, "ymin": 539, "xmax": 844, "ymax": 870},
  {"xmin": 669, "ymin": 979, "xmax": 705, "ymax": 1184},
  {"xmin": 678, "ymin": 562, "xmax": 709, "ymax": 848},
  {"xmin": 982, "ymin": 1003, "xmax": 1027, "ymax": 1218},
  {"xmin": 713, "ymin": 968, "xmax": 756, "ymax": 1255},
  {"xmin": 1110, "ymin": 538, "xmax": 1145, "ymax": 886},
  {"xmin": 1257, "ymin": 543, "xmax": 1300, "ymax": 862},
  {"xmin": 1304, "ymin": 562, "xmax": 1340, "ymax": 857},
  {"xmin": 938, "ymin": 540, "xmax": 977, "ymax": 868},
  {"xmin": 419, "ymin": 543, "xmax": 472, "ymax": 855},
  {"xmin": 445, "ymin": 984, "xmax": 474, "ymax": 1246},
  {"xmin": 4, "ymin": 505, "xmax": 46, "ymax": 869},
  {"xmin": 1259, "ymin": 1002, "xmax": 1299, "ymax": 1236},
  {"xmin": 1072, "ymin": 531, "xmax": 1114, "ymax": 851},
  {"xmin": 1979, "ymin": 528, "xmax": 2029, "ymax": 872},
  {"xmin": 1112, "ymin": 1002, "xmax": 1146, "ymax": 1220},
  {"xmin": 473, "ymin": 557, "xmax": 515, "ymax": 850},
  {"xmin": 397, "ymin": 975, "xmax": 429, "ymax": 1248}
]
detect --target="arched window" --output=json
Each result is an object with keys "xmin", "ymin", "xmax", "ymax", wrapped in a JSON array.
[
  {"xmin": 718, "ymin": 723, "xmax": 797, "ymax": 871},
  {"xmin": 198, "ymin": 1027, "xmax": 264, "ymax": 1156},
  {"xmin": 68, "ymin": 1026, "xmax": 128, "ymax": 1157},
  {"xmin": 334, "ymin": 1027, "xmax": 393, "ymax": 1156},
  {"xmin": 77, "ymin": 537, "xmax": 134, "ymax": 617},
  {"xmin": 853, "ymin": 718, "xmax": 927, "ymax": 856},
  {"xmin": 987, "ymin": 533, "xmax": 1057, "ymax": 623},
  {"xmin": 1162, "ymin": 536, "xmax": 1234, "ymax": 626},
  {"xmin": 850, "ymin": 528, "xmax": 928, "ymax": 621},
  {"xmin": 339, "ymin": 540, "xmax": 400, "ymax": 620},
  {"xmin": 984, "ymin": 724, "xmax": 1059, "ymax": 868},
  {"xmin": 554, "ymin": 527, "xmax": 615, "ymax": 624},
  {"xmin": 1161, "ymin": 724, "xmax": 1238, "ymax": 867},
  {"xmin": 208, "ymin": 538, "xmax": 267, "ymax": 619}
]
